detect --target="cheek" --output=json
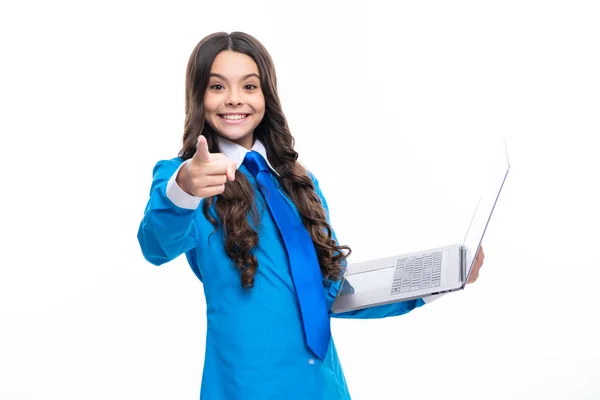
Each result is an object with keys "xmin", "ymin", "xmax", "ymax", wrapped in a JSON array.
[
  {"xmin": 255, "ymin": 96, "xmax": 266, "ymax": 115},
  {"xmin": 203, "ymin": 94, "xmax": 218, "ymax": 114},
  {"xmin": 255, "ymin": 105, "xmax": 266, "ymax": 122}
]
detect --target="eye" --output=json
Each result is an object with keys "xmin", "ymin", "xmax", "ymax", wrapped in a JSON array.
[
  {"xmin": 244, "ymin": 84, "xmax": 258, "ymax": 90},
  {"xmin": 209, "ymin": 84, "xmax": 224, "ymax": 90}
]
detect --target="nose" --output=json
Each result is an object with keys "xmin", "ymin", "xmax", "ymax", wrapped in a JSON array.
[{"xmin": 226, "ymin": 88, "xmax": 243, "ymax": 106}]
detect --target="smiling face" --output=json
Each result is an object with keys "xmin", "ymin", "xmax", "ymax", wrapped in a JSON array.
[{"xmin": 203, "ymin": 50, "xmax": 266, "ymax": 149}]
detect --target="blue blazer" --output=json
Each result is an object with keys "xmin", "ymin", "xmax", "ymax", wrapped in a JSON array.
[{"xmin": 138, "ymin": 156, "xmax": 426, "ymax": 400}]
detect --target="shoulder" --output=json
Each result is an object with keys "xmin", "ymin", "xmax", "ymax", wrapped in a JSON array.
[
  {"xmin": 305, "ymin": 169, "xmax": 323, "ymax": 192},
  {"xmin": 151, "ymin": 157, "xmax": 186, "ymax": 179},
  {"xmin": 305, "ymin": 169, "xmax": 330, "ymax": 210},
  {"xmin": 305, "ymin": 168, "xmax": 319, "ymax": 186}
]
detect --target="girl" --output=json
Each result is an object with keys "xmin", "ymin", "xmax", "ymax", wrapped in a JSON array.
[{"xmin": 137, "ymin": 31, "xmax": 484, "ymax": 400}]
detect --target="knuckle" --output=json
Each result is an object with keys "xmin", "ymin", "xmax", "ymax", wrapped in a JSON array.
[{"xmin": 190, "ymin": 162, "xmax": 203, "ymax": 174}]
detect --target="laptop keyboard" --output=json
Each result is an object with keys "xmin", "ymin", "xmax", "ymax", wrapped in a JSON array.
[{"xmin": 391, "ymin": 251, "xmax": 443, "ymax": 295}]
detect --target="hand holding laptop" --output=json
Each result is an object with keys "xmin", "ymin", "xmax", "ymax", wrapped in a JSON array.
[
  {"xmin": 331, "ymin": 141, "xmax": 509, "ymax": 314},
  {"xmin": 467, "ymin": 246, "xmax": 485, "ymax": 284}
]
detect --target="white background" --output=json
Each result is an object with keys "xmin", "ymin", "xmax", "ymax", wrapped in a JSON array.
[{"xmin": 1, "ymin": 1, "xmax": 599, "ymax": 399}]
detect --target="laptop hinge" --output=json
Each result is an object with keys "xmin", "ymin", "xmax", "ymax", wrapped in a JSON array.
[{"xmin": 460, "ymin": 246, "xmax": 466, "ymax": 285}]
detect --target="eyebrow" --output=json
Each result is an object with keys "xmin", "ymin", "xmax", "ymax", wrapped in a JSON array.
[{"xmin": 209, "ymin": 73, "xmax": 260, "ymax": 81}]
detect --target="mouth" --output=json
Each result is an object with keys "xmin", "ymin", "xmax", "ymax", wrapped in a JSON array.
[{"xmin": 218, "ymin": 113, "xmax": 250, "ymax": 124}]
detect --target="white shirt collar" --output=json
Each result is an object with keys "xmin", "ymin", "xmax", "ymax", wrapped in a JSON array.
[{"xmin": 217, "ymin": 136, "xmax": 279, "ymax": 176}]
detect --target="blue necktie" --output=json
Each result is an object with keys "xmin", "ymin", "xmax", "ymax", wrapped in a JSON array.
[{"xmin": 243, "ymin": 150, "xmax": 331, "ymax": 360}]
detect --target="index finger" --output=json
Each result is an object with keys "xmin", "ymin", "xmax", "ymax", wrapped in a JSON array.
[{"xmin": 226, "ymin": 160, "xmax": 237, "ymax": 181}]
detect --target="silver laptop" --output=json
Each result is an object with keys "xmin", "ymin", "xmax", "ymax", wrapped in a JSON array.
[{"xmin": 331, "ymin": 141, "xmax": 511, "ymax": 314}]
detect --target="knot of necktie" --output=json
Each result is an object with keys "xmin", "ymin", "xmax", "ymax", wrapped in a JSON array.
[{"xmin": 242, "ymin": 150, "xmax": 269, "ymax": 177}]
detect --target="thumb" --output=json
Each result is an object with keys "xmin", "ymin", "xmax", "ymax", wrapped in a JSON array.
[{"xmin": 193, "ymin": 136, "xmax": 211, "ymax": 163}]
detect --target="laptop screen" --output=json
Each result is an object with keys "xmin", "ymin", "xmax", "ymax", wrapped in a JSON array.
[{"xmin": 462, "ymin": 141, "xmax": 511, "ymax": 285}]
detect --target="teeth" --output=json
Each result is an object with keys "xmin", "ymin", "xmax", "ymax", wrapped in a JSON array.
[{"xmin": 222, "ymin": 114, "xmax": 247, "ymax": 120}]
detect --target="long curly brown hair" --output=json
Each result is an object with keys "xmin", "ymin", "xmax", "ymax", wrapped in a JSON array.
[{"xmin": 178, "ymin": 31, "xmax": 351, "ymax": 289}]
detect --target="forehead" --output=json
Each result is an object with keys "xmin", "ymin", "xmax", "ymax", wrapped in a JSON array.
[{"xmin": 210, "ymin": 50, "xmax": 259, "ymax": 78}]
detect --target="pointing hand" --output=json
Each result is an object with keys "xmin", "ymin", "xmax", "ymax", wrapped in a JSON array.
[{"xmin": 177, "ymin": 136, "xmax": 237, "ymax": 198}]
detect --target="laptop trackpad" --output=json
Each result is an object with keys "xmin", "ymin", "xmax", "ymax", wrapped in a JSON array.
[{"xmin": 339, "ymin": 267, "xmax": 395, "ymax": 297}]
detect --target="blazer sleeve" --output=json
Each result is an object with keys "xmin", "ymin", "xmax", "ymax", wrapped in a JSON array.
[
  {"xmin": 137, "ymin": 158, "xmax": 202, "ymax": 266},
  {"xmin": 307, "ymin": 171, "xmax": 427, "ymax": 319}
]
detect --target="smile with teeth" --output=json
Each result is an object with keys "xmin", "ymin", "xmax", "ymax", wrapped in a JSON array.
[{"xmin": 219, "ymin": 114, "xmax": 249, "ymax": 120}]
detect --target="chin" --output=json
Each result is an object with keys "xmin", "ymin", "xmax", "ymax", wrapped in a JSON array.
[
  {"xmin": 219, "ymin": 131, "xmax": 251, "ymax": 141},
  {"xmin": 216, "ymin": 130, "xmax": 254, "ymax": 147}
]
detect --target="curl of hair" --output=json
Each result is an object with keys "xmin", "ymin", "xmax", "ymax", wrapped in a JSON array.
[{"xmin": 179, "ymin": 32, "xmax": 351, "ymax": 289}]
